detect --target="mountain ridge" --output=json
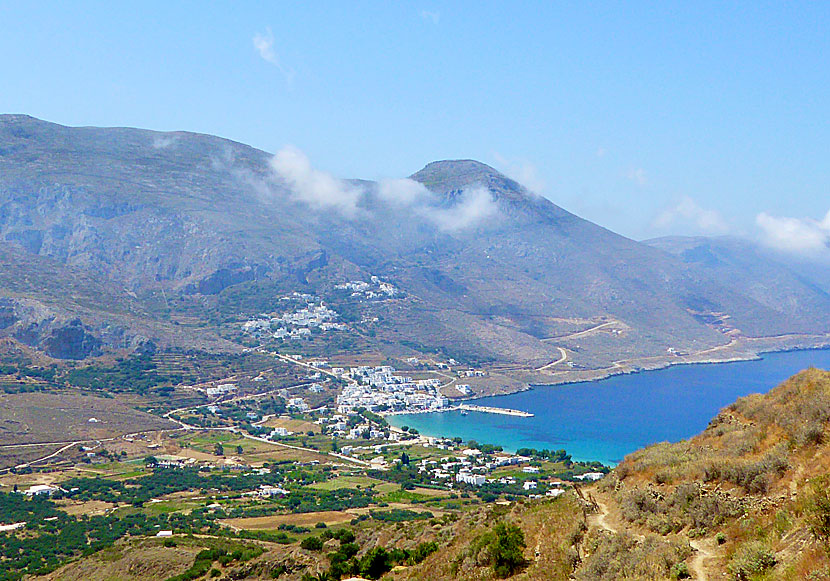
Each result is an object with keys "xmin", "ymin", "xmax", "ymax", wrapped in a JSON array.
[{"xmin": 1, "ymin": 115, "xmax": 830, "ymax": 389}]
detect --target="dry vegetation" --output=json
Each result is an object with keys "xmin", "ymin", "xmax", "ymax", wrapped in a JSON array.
[
  {"xmin": 595, "ymin": 368, "xmax": 830, "ymax": 579},
  {"xmin": 0, "ymin": 391, "xmax": 177, "ymax": 446},
  {"xmin": 393, "ymin": 494, "xmax": 586, "ymax": 581},
  {"xmin": 575, "ymin": 530, "xmax": 693, "ymax": 580}
]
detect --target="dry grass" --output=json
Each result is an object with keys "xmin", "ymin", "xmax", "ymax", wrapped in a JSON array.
[
  {"xmin": 259, "ymin": 417, "xmax": 320, "ymax": 434},
  {"xmin": 0, "ymin": 391, "xmax": 176, "ymax": 446},
  {"xmin": 55, "ymin": 499, "xmax": 117, "ymax": 517},
  {"xmin": 616, "ymin": 369, "xmax": 830, "ymax": 494},
  {"xmin": 576, "ymin": 530, "xmax": 692, "ymax": 581}
]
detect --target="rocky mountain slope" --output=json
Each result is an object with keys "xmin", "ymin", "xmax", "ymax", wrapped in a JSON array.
[{"xmin": 2, "ymin": 114, "xmax": 830, "ymax": 373}]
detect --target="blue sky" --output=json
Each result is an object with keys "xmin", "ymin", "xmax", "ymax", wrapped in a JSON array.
[{"xmin": 1, "ymin": 1, "xmax": 828, "ymax": 244}]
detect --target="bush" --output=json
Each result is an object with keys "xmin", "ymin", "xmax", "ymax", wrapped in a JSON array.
[
  {"xmin": 671, "ymin": 562, "xmax": 691, "ymax": 579},
  {"xmin": 807, "ymin": 476, "xmax": 830, "ymax": 547},
  {"xmin": 727, "ymin": 542, "xmax": 776, "ymax": 580},
  {"xmin": 300, "ymin": 536, "xmax": 324, "ymax": 551},
  {"xmin": 618, "ymin": 483, "xmax": 740, "ymax": 532},
  {"xmin": 487, "ymin": 522, "xmax": 527, "ymax": 578},
  {"xmin": 408, "ymin": 541, "xmax": 438, "ymax": 565}
]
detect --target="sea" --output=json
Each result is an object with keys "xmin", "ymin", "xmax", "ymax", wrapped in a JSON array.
[{"xmin": 386, "ymin": 348, "xmax": 830, "ymax": 466}]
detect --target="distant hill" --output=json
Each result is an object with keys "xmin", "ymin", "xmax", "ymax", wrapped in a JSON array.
[
  {"xmin": 646, "ymin": 235, "xmax": 830, "ymax": 332},
  {"xmin": 2, "ymin": 114, "xmax": 830, "ymax": 380}
]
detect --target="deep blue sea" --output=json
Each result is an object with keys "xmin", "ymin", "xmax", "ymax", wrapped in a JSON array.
[{"xmin": 387, "ymin": 349, "xmax": 830, "ymax": 465}]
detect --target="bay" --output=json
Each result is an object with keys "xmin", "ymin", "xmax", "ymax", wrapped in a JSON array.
[{"xmin": 387, "ymin": 349, "xmax": 830, "ymax": 465}]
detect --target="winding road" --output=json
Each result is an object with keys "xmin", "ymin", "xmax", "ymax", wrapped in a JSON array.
[{"xmin": 537, "ymin": 347, "xmax": 568, "ymax": 371}]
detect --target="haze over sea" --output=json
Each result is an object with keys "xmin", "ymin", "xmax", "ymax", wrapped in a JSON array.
[{"xmin": 388, "ymin": 349, "xmax": 830, "ymax": 465}]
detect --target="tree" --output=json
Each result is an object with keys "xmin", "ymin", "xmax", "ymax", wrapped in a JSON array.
[
  {"xmin": 400, "ymin": 452, "xmax": 410, "ymax": 466},
  {"xmin": 236, "ymin": 445, "xmax": 243, "ymax": 454},
  {"xmin": 487, "ymin": 522, "xmax": 527, "ymax": 578},
  {"xmin": 214, "ymin": 443, "xmax": 224, "ymax": 456},
  {"xmin": 359, "ymin": 547, "xmax": 392, "ymax": 580}
]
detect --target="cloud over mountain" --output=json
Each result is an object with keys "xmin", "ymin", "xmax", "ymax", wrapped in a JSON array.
[
  {"xmin": 270, "ymin": 147, "xmax": 497, "ymax": 231},
  {"xmin": 652, "ymin": 197, "xmax": 729, "ymax": 235},
  {"xmin": 756, "ymin": 210, "xmax": 830, "ymax": 254}
]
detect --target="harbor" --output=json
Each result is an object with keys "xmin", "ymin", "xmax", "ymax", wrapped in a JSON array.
[
  {"xmin": 384, "ymin": 403, "xmax": 533, "ymax": 418},
  {"xmin": 458, "ymin": 403, "xmax": 534, "ymax": 417}
]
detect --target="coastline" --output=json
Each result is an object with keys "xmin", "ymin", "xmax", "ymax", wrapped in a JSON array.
[
  {"xmin": 389, "ymin": 345, "xmax": 830, "ymax": 465},
  {"xmin": 451, "ymin": 333, "xmax": 830, "ymax": 402}
]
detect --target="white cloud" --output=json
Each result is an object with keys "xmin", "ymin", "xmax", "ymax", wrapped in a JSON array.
[
  {"xmin": 492, "ymin": 153, "xmax": 545, "ymax": 194},
  {"xmin": 270, "ymin": 146, "xmax": 363, "ymax": 217},
  {"xmin": 267, "ymin": 149, "xmax": 498, "ymax": 231},
  {"xmin": 652, "ymin": 197, "xmax": 730, "ymax": 235},
  {"xmin": 377, "ymin": 178, "xmax": 432, "ymax": 206},
  {"xmin": 253, "ymin": 28, "xmax": 294, "ymax": 84},
  {"xmin": 423, "ymin": 186, "xmax": 498, "ymax": 232},
  {"xmin": 625, "ymin": 167, "xmax": 648, "ymax": 186},
  {"xmin": 756, "ymin": 210, "xmax": 830, "ymax": 254}
]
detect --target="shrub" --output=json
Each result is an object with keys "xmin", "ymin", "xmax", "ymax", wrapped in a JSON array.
[
  {"xmin": 300, "ymin": 536, "xmax": 324, "ymax": 551},
  {"xmin": 671, "ymin": 562, "xmax": 691, "ymax": 579},
  {"xmin": 487, "ymin": 522, "xmax": 527, "ymax": 578},
  {"xmin": 807, "ymin": 476, "xmax": 830, "ymax": 547},
  {"xmin": 408, "ymin": 541, "xmax": 438, "ymax": 565},
  {"xmin": 727, "ymin": 542, "xmax": 776, "ymax": 580}
]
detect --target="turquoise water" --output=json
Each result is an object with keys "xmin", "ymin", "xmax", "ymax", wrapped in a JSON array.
[{"xmin": 388, "ymin": 349, "xmax": 830, "ymax": 465}]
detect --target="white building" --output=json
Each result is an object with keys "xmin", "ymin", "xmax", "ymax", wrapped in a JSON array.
[
  {"xmin": 456, "ymin": 472, "xmax": 486, "ymax": 486},
  {"xmin": 574, "ymin": 472, "xmax": 605, "ymax": 481},
  {"xmin": 207, "ymin": 383, "xmax": 237, "ymax": 397},
  {"xmin": 25, "ymin": 485, "xmax": 62, "ymax": 496}
]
